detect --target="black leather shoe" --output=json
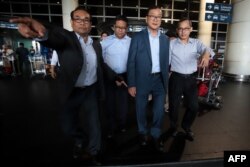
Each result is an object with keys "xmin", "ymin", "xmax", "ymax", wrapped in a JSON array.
[
  {"xmin": 81, "ymin": 152, "xmax": 102, "ymax": 166},
  {"xmin": 154, "ymin": 138, "xmax": 164, "ymax": 152},
  {"xmin": 168, "ymin": 127, "xmax": 178, "ymax": 137},
  {"xmin": 185, "ymin": 129, "xmax": 194, "ymax": 141},
  {"xmin": 90, "ymin": 155, "xmax": 102, "ymax": 166},
  {"xmin": 73, "ymin": 144, "xmax": 82, "ymax": 159},
  {"xmin": 120, "ymin": 128, "xmax": 127, "ymax": 133},
  {"xmin": 139, "ymin": 134, "xmax": 151, "ymax": 146},
  {"xmin": 107, "ymin": 133, "xmax": 113, "ymax": 139}
]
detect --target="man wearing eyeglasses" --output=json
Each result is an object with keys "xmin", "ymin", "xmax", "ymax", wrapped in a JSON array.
[
  {"xmin": 168, "ymin": 17, "xmax": 213, "ymax": 141},
  {"xmin": 10, "ymin": 6, "xmax": 117, "ymax": 165},
  {"xmin": 101, "ymin": 15, "xmax": 130, "ymax": 139},
  {"xmin": 127, "ymin": 6, "xmax": 170, "ymax": 151}
]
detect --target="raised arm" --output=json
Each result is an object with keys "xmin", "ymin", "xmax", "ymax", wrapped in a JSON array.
[{"xmin": 10, "ymin": 17, "xmax": 46, "ymax": 39}]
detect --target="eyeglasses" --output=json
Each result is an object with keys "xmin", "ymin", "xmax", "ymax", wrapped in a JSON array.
[
  {"xmin": 72, "ymin": 18, "xmax": 91, "ymax": 24},
  {"xmin": 114, "ymin": 25, "xmax": 127, "ymax": 30},
  {"xmin": 177, "ymin": 27, "xmax": 191, "ymax": 32},
  {"xmin": 148, "ymin": 15, "xmax": 162, "ymax": 21}
]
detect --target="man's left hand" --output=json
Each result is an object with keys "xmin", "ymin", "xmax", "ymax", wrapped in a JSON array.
[
  {"xmin": 199, "ymin": 55, "xmax": 210, "ymax": 68},
  {"xmin": 115, "ymin": 81, "xmax": 128, "ymax": 87}
]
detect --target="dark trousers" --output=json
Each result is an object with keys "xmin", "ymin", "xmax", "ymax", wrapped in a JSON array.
[
  {"xmin": 136, "ymin": 74, "xmax": 165, "ymax": 139},
  {"xmin": 18, "ymin": 59, "xmax": 30, "ymax": 76},
  {"xmin": 60, "ymin": 83, "xmax": 101, "ymax": 155},
  {"xmin": 105, "ymin": 79, "xmax": 128, "ymax": 134},
  {"xmin": 168, "ymin": 72, "xmax": 199, "ymax": 130}
]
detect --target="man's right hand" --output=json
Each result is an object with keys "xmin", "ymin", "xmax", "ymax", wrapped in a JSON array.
[
  {"xmin": 50, "ymin": 67, "xmax": 57, "ymax": 79},
  {"xmin": 9, "ymin": 17, "xmax": 46, "ymax": 39},
  {"xmin": 115, "ymin": 80, "xmax": 128, "ymax": 87},
  {"xmin": 128, "ymin": 87, "xmax": 136, "ymax": 97}
]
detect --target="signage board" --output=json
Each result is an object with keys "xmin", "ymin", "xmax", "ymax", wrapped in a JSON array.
[
  {"xmin": 205, "ymin": 13, "xmax": 232, "ymax": 23},
  {"xmin": 206, "ymin": 3, "xmax": 233, "ymax": 13},
  {"xmin": 0, "ymin": 21, "xmax": 18, "ymax": 29}
]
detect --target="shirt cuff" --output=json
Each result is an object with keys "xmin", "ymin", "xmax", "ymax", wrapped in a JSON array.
[{"xmin": 34, "ymin": 30, "xmax": 48, "ymax": 41}]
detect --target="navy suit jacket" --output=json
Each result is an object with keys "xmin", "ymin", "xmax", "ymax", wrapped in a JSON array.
[{"xmin": 127, "ymin": 28, "xmax": 170, "ymax": 94}]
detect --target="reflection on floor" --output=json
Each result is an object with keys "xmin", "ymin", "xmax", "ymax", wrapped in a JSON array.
[{"xmin": 0, "ymin": 75, "xmax": 249, "ymax": 166}]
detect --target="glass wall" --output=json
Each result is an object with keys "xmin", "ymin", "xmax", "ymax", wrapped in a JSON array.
[{"xmin": 0, "ymin": 0, "xmax": 231, "ymax": 49}]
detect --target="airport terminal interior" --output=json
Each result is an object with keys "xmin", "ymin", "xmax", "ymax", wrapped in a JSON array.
[{"xmin": 0, "ymin": 0, "xmax": 250, "ymax": 166}]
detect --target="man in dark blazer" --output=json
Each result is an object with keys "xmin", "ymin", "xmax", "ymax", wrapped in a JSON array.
[
  {"xmin": 10, "ymin": 6, "xmax": 118, "ymax": 165},
  {"xmin": 127, "ymin": 6, "xmax": 170, "ymax": 149}
]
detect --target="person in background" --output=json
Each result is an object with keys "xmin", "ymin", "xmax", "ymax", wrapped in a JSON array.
[
  {"xmin": 49, "ymin": 50, "xmax": 60, "ymax": 79},
  {"xmin": 127, "ymin": 6, "xmax": 170, "ymax": 151},
  {"xmin": 168, "ymin": 17, "xmax": 214, "ymax": 141},
  {"xmin": 10, "ymin": 6, "xmax": 118, "ymax": 165},
  {"xmin": 15, "ymin": 42, "xmax": 29, "ymax": 76},
  {"xmin": 100, "ymin": 31, "xmax": 109, "ymax": 44},
  {"xmin": 29, "ymin": 46, "xmax": 36, "ymax": 57},
  {"xmin": 101, "ymin": 15, "xmax": 130, "ymax": 138},
  {"xmin": 0, "ymin": 44, "xmax": 6, "ymax": 57},
  {"xmin": 2, "ymin": 44, "xmax": 15, "ymax": 74}
]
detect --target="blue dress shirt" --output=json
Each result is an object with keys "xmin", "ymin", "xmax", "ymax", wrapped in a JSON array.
[
  {"xmin": 75, "ymin": 34, "xmax": 97, "ymax": 87},
  {"xmin": 101, "ymin": 34, "xmax": 131, "ymax": 74},
  {"xmin": 147, "ymin": 28, "xmax": 161, "ymax": 73},
  {"xmin": 170, "ymin": 38, "xmax": 214, "ymax": 74}
]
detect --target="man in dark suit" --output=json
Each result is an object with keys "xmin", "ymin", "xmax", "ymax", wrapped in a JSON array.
[
  {"xmin": 10, "ymin": 6, "xmax": 117, "ymax": 165},
  {"xmin": 127, "ymin": 6, "xmax": 170, "ymax": 149}
]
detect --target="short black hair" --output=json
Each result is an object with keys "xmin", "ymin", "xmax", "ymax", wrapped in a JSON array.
[
  {"xmin": 115, "ymin": 15, "xmax": 128, "ymax": 26},
  {"xmin": 178, "ymin": 17, "xmax": 192, "ymax": 27},
  {"xmin": 70, "ymin": 6, "xmax": 92, "ymax": 21},
  {"xmin": 147, "ymin": 6, "xmax": 162, "ymax": 16},
  {"xmin": 101, "ymin": 31, "xmax": 109, "ymax": 36}
]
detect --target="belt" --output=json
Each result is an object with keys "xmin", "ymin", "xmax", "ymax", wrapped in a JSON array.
[
  {"xmin": 151, "ymin": 72, "xmax": 161, "ymax": 76},
  {"xmin": 74, "ymin": 82, "xmax": 96, "ymax": 90},
  {"xmin": 172, "ymin": 72, "xmax": 196, "ymax": 78},
  {"xmin": 75, "ymin": 86, "xmax": 88, "ymax": 90},
  {"xmin": 118, "ymin": 72, "xmax": 127, "ymax": 76}
]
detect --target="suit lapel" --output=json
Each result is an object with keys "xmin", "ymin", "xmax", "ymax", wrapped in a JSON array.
[
  {"xmin": 92, "ymin": 41, "xmax": 98, "ymax": 56},
  {"xmin": 159, "ymin": 34, "xmax": 169, "ymax": 68},
  {"xmin": 71, "ymin": 32, "xmax": 85, "ymax": 58},
  {"xmin": 143, "ymin": 29, "xmax": 152, "ymax": 61},
  {"xmin": 92, "ymin": 40, "xmax": 102, "ymax": 67},
  {"xmin": 159, "ymin": 34, "xmax": 164, "ymax": 66}
]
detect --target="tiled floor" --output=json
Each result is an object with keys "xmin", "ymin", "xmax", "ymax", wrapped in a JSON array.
[{"xmin": 0, "ymin": 76, "xmax": 249, "ymax": 166}]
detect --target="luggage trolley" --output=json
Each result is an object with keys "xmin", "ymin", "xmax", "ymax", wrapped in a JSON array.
[
  {"xmin": 29, "ymin": 54, "xmax": 47, "ymax": 77},
  {"xmin": 0, "ymin": 56, "xmax": 3, "ymax": 75},
  {"xmin": 197, "ymin": 60, "xmax": 222, "ymax": 109},
  {"xmin": 1, "ymin": 53, "xmax": 17, "ymax": 77}
]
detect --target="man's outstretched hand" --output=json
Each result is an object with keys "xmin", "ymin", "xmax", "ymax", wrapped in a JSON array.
[{"xmin": 10, "ymin": 17, "xmax": 46, "ymax": 39}]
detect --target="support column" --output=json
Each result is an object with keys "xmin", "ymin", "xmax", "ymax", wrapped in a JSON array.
[
  {"xmin": 198, "ymin": 0, "xmax": 214, "ymax": 47},
  {"xmin": 62, "ymin": 0, "xmax": 78, "ymax": 31},
  {"xmin": 223, "ymin": 0, "xmax": 250, "ymax": 81}
]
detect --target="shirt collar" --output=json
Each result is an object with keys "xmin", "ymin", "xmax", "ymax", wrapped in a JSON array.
[
  {"xmin": 75, "ymin": 32, "xmax": 93, "ymax": 45},
  {"xmin": 177, "ymin": 37, "xmax": 194, "ymax": 44},
  {"xmin": 111, "ymin": 34, "xmax": 129, "ymax": 40},
  {"xmin": 147, "ymin": 27, "xmax": 160, "ymax": 37}
]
